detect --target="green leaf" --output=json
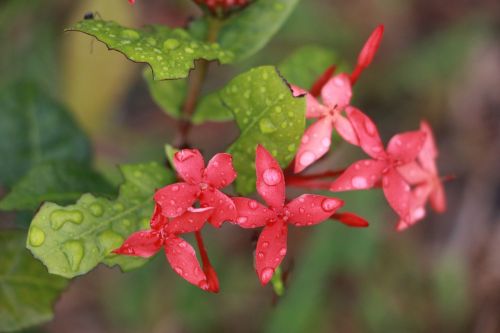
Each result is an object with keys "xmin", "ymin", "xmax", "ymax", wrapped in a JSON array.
[
  {"xmin": 27, "ymin": 162, "xmax": 174, "ymax": 278},
  {"xmin": 0, "ymin": 161, "xmax": 114, "ymax": 212},
  {"xmin": 278, "ymin": 45, "xmax": 338, "ymax": 88},
  {"xmin": 0, "ymin": 230, "xmax": 68, "ymax": 332},
  {"xmin": 164, "ymin": 144, "xmax": 179, "ymax": 169},
  {"xmin": 192, "ymin": 91, "xmax": 234, "ymax": 124},
  {"xmin": 223, "ymin": 66, "xmax": 305, "ymax": 194},
  {"xmin": 0, "ymin": 82, "xmax": 91, "ymax": 187},
  {"xmin": 217, "ymin": 0, "xmax": 300, "ymax": 61},
  {"xmin": 67, "ymin": 20, "xmax": 234, "ymax": 80},
  {"xmin": 143, "ymin": 68, "xmax": 187, "ymax": 118}
]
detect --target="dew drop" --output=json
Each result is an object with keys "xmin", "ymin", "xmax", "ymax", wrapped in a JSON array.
[
  {"xmin": 262, "ymin": 168, "xmax": 282, "ymax": 186},
  {"xmin": 198, "ymin": 280, "xmax": 210, "ymax": 290},
  {"xmin": 299, "ymin": 207, "xmax": 305, "ymax": 214},
  {"xmin": 163, "ymin": 38, "xmax": 180, "ymax": 50},
  {"xmin": 89, "ymin": 203, "xmax": 104, "ymax": 217},
  {"xmin": 260, "ymin": 267, "xmax": 274, "ymax": 284},
  {"xmin": 259, "ymin": 118, "xmax": 277, "ymax": 133},
  {"xmin": 50, "ymin": 210, "xmax": 84, "ymax": 230},
  {"xmin": 171, "ymin": 185, "xmax": 179, "ymax": 192},
  {"xmin": 364, "ymin": 119, "xmax": 377, "ymax": 136},
  {"xmin": 351, "ymin": 176, "xmax": 368, "ymax": 189},
  {"xmin": 301, "ymin": 135, "xmax": 310, "ymax": 144},
  {"xmin": 287, "ymin": 143, "xmax": 296, "ymax": 152},
  {"xmin": 121, "ymin": 29, "xmax": 140, "ymax": 40},
  {"xmin": 412, "ymin": 207, "xmax": 425, "ymax": 220},
  {"xmin": 237, "ymin": 216, "xmax": 248, "ymax": 224},
  {"xmin": 248, "ymin": 200, "xmax": 258, "ymax": 210},
  {"xmin": 299, "ymin": 151, "xmax": 315, "ymax": 166},
  {"xmin": 174, "ymin": 266, "xmax": 184, "ymax": 276},
  {"xmin": 262, "ymin": 241, "xmax": 269, "ymax": 248},
  {"xmin": 184, "ymin": 47, "xmax": 194, "ymax": 54},
  {"xmin": 63, "ymin": 240, "xmax": 84, "ymax": 271},
  {"xmin": 257, "ymin": 251, "xmax": 264, "ymax": 259},
  {"xmin": 321, "ymin": 137, "xmax": 331, "ymax": 148},
  {"xmin": 98, "ymin": 230, "xmax": 124, "ymax": 252},
  {"xmin": 321, "ymin": 198, "xmax": 339, "ymax": 212},
  {"xmin": 28, "ymin": 226, "xmax": 45, "ymax": 247},
  {"xmin": 279, "ymin": 248, "xmax": 287, "ymax": 256}
]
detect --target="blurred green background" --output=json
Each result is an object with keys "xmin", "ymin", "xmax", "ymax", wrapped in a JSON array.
[{"xmin": 1, "ymin": 0, "xmax": 500, "ymax": 332}]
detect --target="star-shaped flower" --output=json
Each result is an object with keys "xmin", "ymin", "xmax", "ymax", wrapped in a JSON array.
[
  {"xmin": 330, "ymin": 107, "xmax": 427, "ymax": 223},
  {"xmin": 292, "ymin": 25, "xmax": 385, "ymax": 173},
  {"xmin": 114, "ymin": 203, "xmax": 219, "ymax": 292},
  {"xmin": 155, "ymin": 149, "xmax": 237, "ymax": 227},
  {"xmin": 233, "ymin": 145, "xmax": 344, "ymax": 285},
  {"xmin": 396, "ymin": 121, "xmax": 447, "ymax": 230}
]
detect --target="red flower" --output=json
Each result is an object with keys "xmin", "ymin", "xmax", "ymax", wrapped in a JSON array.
[
  {"xmin": 114, "ymin": 204, "xmax": 218, "ymax": 292},
  {"xmin": 193, "ymin": 0, "xmax": 249, "ymax": 12},
  {"xmin": 330, "ymin": 107, "xmax": 426, "ymax": 223},
  {"xmin": 128, "ymin": 0, "xmax": 135, "ymax": 4},
  {"xmin": 396, "ymin": 121, "xmax": 447, "ymax": 230},
  {"xmin": 233, "ymin": 145, "xmax": 343, "ymax": 285},
  {"xmin": 291, "ymin": 25, "xmax": 384, "ymax": 173},
  {"xmin": 155, "ymin": 149, "xmax": 237, "ymax": 227}
]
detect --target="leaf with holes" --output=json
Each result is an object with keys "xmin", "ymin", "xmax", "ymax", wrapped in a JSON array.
[
  {"xmin": 0, "ymin": 82, "xmax": 91, "ymax": 188},
  {"xmin": 0, "ymin": 230, "xmax": 68, "ymax": 332},
  {"xmin": 67, "ymin": 20, "xmax": 234, "ymax": 80},
  {"xmin": 27, "ymin": 162, "xmax": 174, "ymax": 278},
  {"xmin": 143, "ymin": 68, "xmax": 187, "ymax": 118},
  {"xmin": 0, "ymin": 161, "xmax": 115, "ymax": 212},
  {"xmin": 223, "ymin": 66, "xmax": 305, "ymax": 194},
  {"xmin": 217, "ymin": 0, "xmax": 300, "ymax": 61}
]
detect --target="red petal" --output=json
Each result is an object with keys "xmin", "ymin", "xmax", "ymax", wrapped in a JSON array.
[
  {"xmin": 199, "ymin": 189, "xmax": 237, "ymax": 227},
  {"xmin": 166, "ymin": 207, "xmax": 213, "ymax": 234},
  {"xmin": 164, "ymin": 237, "xmax": 209, "ymax": 290},
  {"xmin": 203, "ymin": 264, "xmax": 220, "ymax": 293},
  {"xmin": 350, "ymin": 25, "xmax": 384, "ymax": 84},
  {"xmin": 255, "ymin": 220, "xmax": 288, "ymax": 286},
  {"xmin": 232, "ymin": 197, "xmax": 273, "ymax": 228},
  {"xmin": 256, "ymin": 145, "xmax": 286, "ymax": 209},
  {"xmin": 418, "ymin": 121, "xmax": 439, "ymax": 174},
  {"xmin": 387, "ymin": 130, "xmax": 427, "ymax": 164},
  {"xmin": 382, "ymin": 169, "xmax": 411, "ymax": 221},
  {"xmin": 330, "ymin": 159, "xmax": 386, "ymax": 192},
  {"xmin": 294, "ymin": 118, "xmax": 334, "ymax": 173},
  {"xmin": 113, "ymin": 230, "xmax": 162, "ymax": 257},
  {"xmin": 173, "ymin": 149, "xmax": 205, "ymax": 184},
  {"xmin": 332, "ymin": 212, "xmax": 369, "ymax": 227},
  {"xmin": 397, "ymin": 161, "xmax": 429, "ymax": 185},
  {"xmin": 346, "ymin": 107, "xmax": 386, "ymax": 159},
  {"xmin": 321, "ymin": 74, "xmax": 352, "ymax": 109},
  {"xmin": 291, "ymin": 84, "xmax": 306, "ymax": 97},
  {"xmin": 291, "ymin": 85, "xmax": 328, "ymax": 118},
  {"xmin": 150, "ymin": 202, "xmax": 167, "ymax": 230},
  {"xmin": 204, "ymin": 153, "xmax": 237, "ymax": 189},
  {"xmin": 287, "ymin": 194, "xmax": 343, "ymax": 226},
  {"xmin": 310, "ymin": 65, "xmax": 336, "ymax": 97},
  {"xmin": 154, "ymin": 182, "xmax": 198, "ymax": 217},
  {"xmin": 430, "ymin": 180, "xmax": 446, "ymax": 213},
  {"xmin": 334, "ymin": 114, "xmax": 359, "ymax": 146}
]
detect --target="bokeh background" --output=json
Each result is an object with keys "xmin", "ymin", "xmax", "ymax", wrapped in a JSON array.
[{"xmin": 1, "ymin": 0, "xmax": 500, "ymax": 332}]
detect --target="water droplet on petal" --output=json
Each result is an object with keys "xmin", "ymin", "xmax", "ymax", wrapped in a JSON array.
[
  {"xmin": 301, "ymin": 135, "xmax": 310, "ymax": 144},
  {"xmin": 279, "ymin": 248, "xmax": 287, "ymax": 256},
  {"xmin": 257, "ymin": 251, "xmax": 264, "ymax": 259},
  {"xmin": 321, "ymin": 198, "xmax": 340, "ymax": 212},
  {"xmin": 260, "ymin": 267, "xmax": 274, "ymax": 284},
  {"xmin": 262, "ymin": 168, "xmax": 281, "ymax": 186},
  {"xmin": 299, "ymin": 207, "xmax": 305, "ymax": 214},
  {"xmin": 171, "ymin": 185, "xmax": 179, "ymax": 192},
  {"xmin": 248, "ymin": 200, "xmax": 258, "ymax": 210},
  {"xmin": 198, "ymin": 280, "xmax": 210, "ymax": 290},
  {"xmin": 174, "ymin": 266, "xmax": 184, "ymax": 276},
  {"xmin": 237, "ymin": 216, "xmax": 248, "ymax": 224},
  {"xmin": 262, "ymin": 241, "xmax": 269, "ymax": 248},
  {"xmin": 299, "ymin": 151, "xmax": 315, "ymax": 167},
  {"xmin": 321, "ymin": 137, "xmax": 331, "ymax": 148},
  {"xmin": 351, "ymin": 176, "xmax": 368, "ymax": 189},
  {"xmin": 364, "ymin": 119, "xmax": 377, "ymax": 136}
]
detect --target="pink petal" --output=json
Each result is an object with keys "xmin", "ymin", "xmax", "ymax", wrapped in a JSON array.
[
  {"xmin": 397, "ymin": 161, "xmax": 429, "ymax": 185},
  {"xmin": 150, "ymin": 202, "xmax": 167, "ymax": 230},
  {"xmin": 255, "ymin": 220, "xmax": 288, "ymax": 286},
  {"xmin": 204, "ymin": 153, "xmax": 237, "ymax": 189},
  {"xmin": 418, "ymin": 121, "xmax": 439, "ymax": 174},
  {"xmin": 291, "ymin": 85, "xmax": 328, "ymax": 118},
  {"xmin": 173, "ymin": 149, "xmax": 205, "ymax": 184},
  {"xmin": 321, "ymin": 74, "xmax": 352, "ymax": 109},
  {"xmin": 330, "ymin": 159, "xmax": 386, "ymax": 192},
  {"xmin": 332, "ymin": 212, "xmax": 369, "ymax": 227},
  {"xmin": 232, "ymin": 197, "xmax": 273, "ymax": 228},
  {"xmin": 382, "ymin": 169, "xmax": 411, "ymax": 221},
  {"xmin": 154, "ymin": 182, "xmax": 198, "ymax": 217},
  {"xmin": 287, "ymin": 194, "xmax": 343, "ymax": 226},
  {"xmin": 256, "ymin": 145, "xmax": 286, "ymax": 209},
  {"xmin": 430, "ymin": 180, "xmax": 447, "ymax": 213},
  {"xmin": 166, "ymin": 207, "xmax": 213, "ymax": 234},
  {"xmin": 357, "ymin": 25, "xmax": 384, "ymax": 69},
  {"xmin": 310, "ymin": 65, "xmax": 336, "ymax": 97},
  {"xmin": 387, "ymin": 130, "xmax": 427, "ymax": 164},
  {"xmin": 164, "ymin": 236, "xmax": 209, "ymax": 290},
  {"xmin": 294, "ymin": 118, "xmax": 334, "ymax": 173},
  {"xmin": 290, "ymin": 85, "xmax": 306, "ymax": 97},
  {"xmin": 113, "ymin": 230, "xmax": 162, "ymax": 257},
  {"xmin": 334, "ymin": 114, "xmax": 359, "ymax": 146},
  {"xmin": 346, "ymin": 107, "xmax": 386, "ymax": 159},
  {"xmin": 199, "ymin": 189, "xmax": 237, "ymax": 228}
]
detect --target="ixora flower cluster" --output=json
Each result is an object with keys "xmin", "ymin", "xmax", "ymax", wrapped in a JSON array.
[{"xmin": 114, "ymin": 26, "xmax": 447, "ymax": 292}]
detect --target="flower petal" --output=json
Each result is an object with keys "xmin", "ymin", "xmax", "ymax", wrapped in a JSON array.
[
  {"xmin": 430, "ymin": 180, "xmax": 447, "ymax": 213},
  {"xmin": 113, "ymin": 230, "xmax": 162, "ymax": 258},
  {"xmin": 166, "ymin": 207, "xmax": 213, "ymax": 234},
  {"xmin": 332, "ymin": 212, "xmax": 369, "ymax": 227},
  {"xmin": 255, "ymin": 220, "xmax": 288, "ymax": 286},
  {"xmin": 310, "ymin": 65, "xmax": 336, "ymax": 97},
  {"xmin": 204, "ymin": 153, "xmax": 237, "ymax": 189},
  {"xmin": 164, "ymin": 236, "xmax": 209, "ymax": 290},
  {"xmin": 397, "ymin": 161, "xmax": 429, "ymax": 185},
  {"xmin": 287, "ymin": 194, "xmax": 343, "ymax": 226},
  {"xmin": 256, "ymin": 145, "xmax": 286, "ymax": 209},
  {"xmin": 334, "ymin": 114, "xmax": 359, "ymax": 146},
  {"xmin": 346, "ymin": 107, "xmax": 386, "ymax": 159},
  {"xmin": 173, "ymin": 149, "xmax": 205, "ymax": 184},
  {"xmin": 199, "ymin": 189, "xmax": 237, "ymax": 227},
  {"xmin": 321, "ymin": 74, "xmax": 352, "ymax": 109},
  {"xmin": 294, "ymin": 118, "xmax": 334, "ymax": 173},
  {"xmin": 387, "ymin": 130, "xmax": 427, "ymax": 164},
  {"xmin": 382, "ymin": 169, "xmax": 411, "ymax": 221},
  {"xmin": 419, "ymin": 121, "xmax": 439, "ymax": 174},
  {"xmin": 232, "ymin": 197, "xmax": 273, "ymax": 228},
  {"xmin": 330, "ymin": 159, "xmax": 386, "ymax": 192},
  {"xmin": 357, "ymin": 25, "xmax": 384, "ymax": 68},
  {"xmin": 154, "ymin": 182, "xmax": 198, "ymax": 217},
  {"xmin": 291, "ymin": 85, "xmax": 328, "ymax": 118},
  {"xmin": 150, "ymin": 202, "xmax": 167, "ymax": 230}
]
